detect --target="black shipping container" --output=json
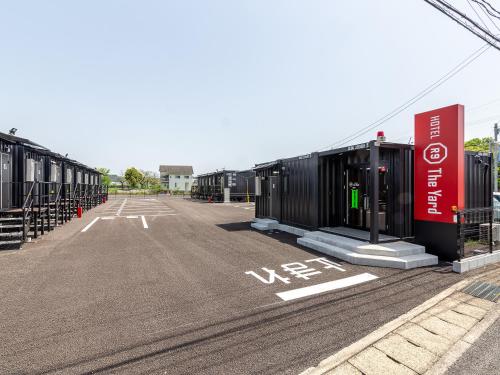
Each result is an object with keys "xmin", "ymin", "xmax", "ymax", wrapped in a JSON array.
[
  {"xmin": 194, "ymin": 169, "xmax": 256, "ymax": 201},
  {"xmin": 255, "ymin": 141, "xmax": 491, "ymax": 243},
  {"xmin": 255, "ymin": 153, "xmax": 320, "ymax": 228}
]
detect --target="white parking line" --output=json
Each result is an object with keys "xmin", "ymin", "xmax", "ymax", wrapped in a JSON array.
[
  {"xmin": 275, "ymin": 273, "xmax": 378, "ymax": 301},
  {"xmin": 101, "ymin": 217, "xmax": 116, "ymax": 220},
  {"xmin": 141, "ymin": 215, "xmax": 148, "ymax": 229},
  {"xmin": 81, "ymin": 217, "xmax": 100, "ymax": 233},
  {"xmin": 142, "ymin": 214, "xmax": 177, "ymax": 217},
  {"xmin": 126, "ymin": 215, "xmax": 139, "ymax": 219},
  {"xmin": 116, "ymin": 199, "xmax": 128, "ymax": 216}
]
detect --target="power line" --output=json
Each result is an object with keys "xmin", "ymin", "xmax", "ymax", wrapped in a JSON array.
[
  {"xmin": 471, "ymin": 0, "xmax": 500, "ymax": 32},
  {"xmin": 467, "ymin": 113, "xmax": 500, "ymax": 126},
  {"xmin": 469, "ymin": 97, "xmax": 500, "ymax": 111},
  {"xmin": 423, "ymin": 0, "xmax": 500, "ymax": 51},
  {"xmin": 467, "ymin": 0, "xmax": 492, "ymax": 30},
  {"xmin": 316, "ymin": 43, "xmax": 491, "ymax": 151},
  {"xmin": 471, "ymin": 0, "xmax": 500, "ymax": 20}
]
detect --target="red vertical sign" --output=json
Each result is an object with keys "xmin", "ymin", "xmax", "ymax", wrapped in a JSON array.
[{"xmin": 414, "ymin": 104, "xmax": 464, "ymax": 223}]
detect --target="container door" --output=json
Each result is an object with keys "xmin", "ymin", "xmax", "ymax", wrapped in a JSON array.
[
  {"xmin": 269, "ymin": 176, "xmax": 281, "ymax": 220},
  {"xmin": 365, "ymin": 166, "xmax": 389, "ymax": 233},
  {"xmin": 0, "ymin": 153, "xmax": 12, "ymax": 209},
  {"xmin": 346, "ymin": 166, "xmax": 366, "ymax": 229},
  {"xmin": 345, "ymin": 165, "xmax": 389, "ymax": 232}
]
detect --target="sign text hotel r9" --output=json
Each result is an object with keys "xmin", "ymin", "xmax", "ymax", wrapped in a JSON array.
[{"xmin": 414, "ymin": 104, "xmax": 465, "ymax": 224}]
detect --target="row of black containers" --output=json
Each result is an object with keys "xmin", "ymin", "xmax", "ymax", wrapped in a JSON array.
[{"xmin": 0, "ymin": 131, "xmax": 107, "ymax": 248}]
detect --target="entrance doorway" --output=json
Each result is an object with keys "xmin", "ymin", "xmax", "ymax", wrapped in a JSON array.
[
  {"xmin": 0, "ymin": 152, "xmax": 12, "ymax": 210},
  {"xmin": 345, "ymin": 164, "xmax": 388, "ymax": 232},
  {"xmin": 269, "ymin": 176, "xmax": 281, "ymax": 220}
]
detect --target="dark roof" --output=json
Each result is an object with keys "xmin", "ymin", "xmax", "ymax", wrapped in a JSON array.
[
  {"xmin": 0, "ymin": 131, "xmax": 49, "ymax": 150},
  {"xmin": 0, "ymin": 131, "xmax": 99, "ymax": 172},
  {"xmin": 159, "ymin": 165, "xmax": 194, "ymax": 175},
  {"xmin": 253, "ymin": 161, "xmax": 280, "ymax": 171}
]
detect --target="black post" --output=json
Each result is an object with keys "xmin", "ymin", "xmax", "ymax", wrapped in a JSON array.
[
  {"xmin": 457, "ymin": 211, "xmax": 463, "ymax": 260},
  {"xmin": 39, "ymin": 183, "xmax": 44, "ymax": 236},
  {"xmin": 55, "ymin": 187, "xmax": 59, "ymax": 227},
  {"xmin": 370, "ymin": 141, "xmax": 380, "ymax": 244},
  {"xmin": 47, "ymin": 185, "xmax": 51, "ymax": 232},
  {"xmin": 489, "ymin": 208, "xmax": 493, "ymax": 254}
]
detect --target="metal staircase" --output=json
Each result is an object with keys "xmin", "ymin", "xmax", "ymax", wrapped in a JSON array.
[{"xmin": 0, "ymin": 182, "xmax": 107, "ymax": 250}]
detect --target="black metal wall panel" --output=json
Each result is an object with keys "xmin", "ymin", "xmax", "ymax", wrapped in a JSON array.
[
  {"xmin": 464, "ymin": 152, "xmax": 492, "ymax": 209},
  {"xmin": 232, "ymin": 170, "xmax": 256, "ymax": 199},
  {"xmin": 281, "ymin": 153, "xmax": 319, "ymax": 229}
]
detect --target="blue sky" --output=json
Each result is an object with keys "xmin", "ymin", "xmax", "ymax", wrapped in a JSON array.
[{"xmin": 1, "ymin": 0, "xmax": 499, "ymax": 175}]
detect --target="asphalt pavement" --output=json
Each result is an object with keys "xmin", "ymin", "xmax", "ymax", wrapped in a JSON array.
[
  {"xmin": 444, "ymin": 317, "xmax": 500, "ymax": 375},
  {"xmin": 0, "ymin": 196, "xmax": 472, "ymax": 374}
]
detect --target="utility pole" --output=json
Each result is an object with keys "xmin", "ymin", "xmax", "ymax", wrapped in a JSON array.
[{"xmin": 493, "ymin": 123, "xmax": 499, "ymax": 192}]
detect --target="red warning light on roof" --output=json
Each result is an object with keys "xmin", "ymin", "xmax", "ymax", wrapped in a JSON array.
[{"xmin": 377, "ymin": 131, "xmax": 386, "ymax": 142}]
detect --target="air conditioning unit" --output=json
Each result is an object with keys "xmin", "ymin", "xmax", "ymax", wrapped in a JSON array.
[
  {"xmin": 25, "ymin": 159, "xmax": 35, "ymax": 182},
  {"xmin": 479, "ymin": 223, "xmax": 500, "ymax": 243},
  {"xmin": 255, "ymin": 176, "xmax": 262, "ymax": 196},
  {"xmin": 50, "ymin": 165, "xmax": 58, "ymax": 182},
  {"xmin": 66, "ymin": 169, "xmax": 73, "ymax": 184}
]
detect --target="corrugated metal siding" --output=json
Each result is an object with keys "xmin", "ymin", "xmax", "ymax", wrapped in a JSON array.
[
  {"xmin": 232, "ymin": 170, "xmax": 256, "ymax": 198},
  {"xmin": 383, "ymin": 146, "xmax": 414, "ymax": 238},
  {"xmin": 255, "ymin": 147, "xmax": 492, "ymax": 236},
  {"xmin": 464, "ymin": 152, "xmax": 492, "ymax": 208},
  {"xmin": 281, "ymin": 153, "xmax": 319, "ymax": 229}
]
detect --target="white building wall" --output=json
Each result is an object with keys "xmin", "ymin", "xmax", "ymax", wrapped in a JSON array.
[{"xmin": 160, "ymin": 173, "xmax": 194, "ymax": 192}]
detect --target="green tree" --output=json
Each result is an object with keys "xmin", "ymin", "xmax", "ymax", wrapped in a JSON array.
[
  {"xmin": 464, "ymin": 137, "xmax": 493, "ymax": 152},
  {"xmin": 140, "ymin": 170, "xmax": 160, "ymax": 189},
  {"xmin": 124, "ymin": 167, "xmax": 144, "ymax": 188},
  {"xmin": 97, "ymin": 167, "xmax": 111, "ymax": 186}
]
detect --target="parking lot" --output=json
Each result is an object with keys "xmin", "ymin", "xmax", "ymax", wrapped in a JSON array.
[{"xmin": 0, "ymin": 197, "xmax": 466, "ymax": 374}]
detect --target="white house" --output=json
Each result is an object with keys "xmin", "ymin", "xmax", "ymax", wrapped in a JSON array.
[{"xmin": 159, "ymin": 165, "xmax": 194, "ymax": 192}]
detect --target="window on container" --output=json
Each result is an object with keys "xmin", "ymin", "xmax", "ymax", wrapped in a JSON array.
[
  {"xmin": 283, "ymin": 175, "xmax": 289, "ymax": 194},
  {"xmin": 185, "ymin": 175, "xmax": 190, "ymax": 178},
  {"xmin": 176, "ymin": 175, "xmax": 181, "ymax": 179}
]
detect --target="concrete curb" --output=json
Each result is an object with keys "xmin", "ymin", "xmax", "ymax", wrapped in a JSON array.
[{"xmin": 299, "ymin": 267, "xmax": 499, "ymax": 375}]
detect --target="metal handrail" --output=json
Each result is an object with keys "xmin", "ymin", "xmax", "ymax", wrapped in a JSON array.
[
  {"xmin": 21, "ymin": 181, "xmax": 35, "ymax": 210},
  {"xmin": 21, "ymin": 181, "xmax": 36, "ymax": 241}
]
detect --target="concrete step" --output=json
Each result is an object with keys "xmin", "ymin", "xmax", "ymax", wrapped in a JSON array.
[
  {"xmin": 252, "ymin": 219, "xmax": 310, "ymax": 236},
  {"xmin": 0, "ymin": 217, "xmax": 25, "ymax": 222},
  {"xmin": 304, "ymin": 231, "xmax": 425, "ymax": 257},
  {"xmin": 251, "ymin": 222, "xmax": 271, "ymax": 231},
  {"xmin": 251, "ymin": 218, "xmax": 279, "ymax": 231},
  {"xmin": 0, "ymin": 224, "xmax": 25, "ymax": 229},
  {"xmin": 0, "ymin": 239, "xmax": 23, "ymax": 246},
  {"xmin": 0, "ymin": 231, "xmax": 22, "ymax": 238},
  {"xmin": 297, "ymin": 237, "xmax": 438, "ymax": 270}
]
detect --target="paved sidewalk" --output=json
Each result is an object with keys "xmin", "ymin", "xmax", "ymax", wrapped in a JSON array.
[{"xmin": 300, "ymin": 266, "xmax": 499, "ymax": 375}]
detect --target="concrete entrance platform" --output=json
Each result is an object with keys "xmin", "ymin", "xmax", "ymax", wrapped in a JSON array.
[
  {"xmin": 252, "ymin": 218, "xmax": 438, "ymax": 269},
  {"xmin": 320, "ymin": 226, "xmax": 398, "ymax": 242}
]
